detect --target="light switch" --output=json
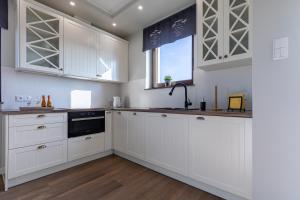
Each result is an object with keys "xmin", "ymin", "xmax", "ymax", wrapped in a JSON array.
[{"xmin": 273, "ymin": 37, "xmax": 289, "ymax": 60}]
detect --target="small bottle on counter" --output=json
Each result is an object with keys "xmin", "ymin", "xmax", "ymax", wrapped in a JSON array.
[
  {"xmin": 47, "ymin": 95, "xmax": 53, "ymax": 108},
  {"xmin": 41, "ymin": 95, "xmax": 46, "ymax": 107},
  {"xmin": 200, "ymin": 98, "xmax": 206, "ymax": 111}
]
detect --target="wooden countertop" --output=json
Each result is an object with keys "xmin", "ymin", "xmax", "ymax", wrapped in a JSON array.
[
  {"xmin": 113, "ymin": 108, "xmax": 253, "ymax": 118},
  {"xmin": 0, "ymin": 108, "xmax": 107, "ymax": 115},
  {"xmin": 0, "ymin": 107, "xmax": 252, "ymax": 118}
]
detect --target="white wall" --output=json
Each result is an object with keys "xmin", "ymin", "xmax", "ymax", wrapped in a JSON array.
[
  {"xmin": 0, "ymin": 0, "xmax": 121, "ymax": 109},
  {"xmin": 121, "ymin": 31, "xmax": 252, "ymax": 110},
  {"xmin": 253, "ymin": 0, "xmax": 300, "ymax": 200}
]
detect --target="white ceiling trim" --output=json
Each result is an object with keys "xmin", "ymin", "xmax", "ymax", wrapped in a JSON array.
[{"xmin": 85, "ymin": 0, "xmax": 139, "ymax": 18}]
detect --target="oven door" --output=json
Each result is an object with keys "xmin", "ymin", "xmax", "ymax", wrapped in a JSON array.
[{"xmin": 68, "ymin": 116, "xmax": 105, "ymax": 138}]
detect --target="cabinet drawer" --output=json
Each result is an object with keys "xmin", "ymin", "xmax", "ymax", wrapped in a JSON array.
[
  {"xmin": 8, "ymin": 140, "xmax": 68, "ymax": 179},
  {"xmin": 68, "ymin": 133, "xmax": 105, "ymax": 161},
  {"xmin": 9, "ymin": 123, "xmax": 67, "ymax": 149},
  {"xmin": 9, "ymin": 113, "xmax": 67, "ymax": 127}
]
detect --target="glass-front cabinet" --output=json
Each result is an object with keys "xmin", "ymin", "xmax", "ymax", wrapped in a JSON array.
[
  {"xmin": 18, "ymin": 1, "xmax": 64, "ymax": 75},
  {"xmin": 198, "ymin": 0, "xmax": 252, "ymax": 69}
]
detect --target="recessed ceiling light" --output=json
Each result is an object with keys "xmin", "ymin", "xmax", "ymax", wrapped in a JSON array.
[
  {"xmin": 112, "ymin": 23, "xmax": 117, "ymax": 27},
  {"xmin": 138, "ymin": 5, "xmax": 143, "ymax": 10},
  {"xmin": 70, "ymin": 1, "xmax": 76, "ymax": 6}
]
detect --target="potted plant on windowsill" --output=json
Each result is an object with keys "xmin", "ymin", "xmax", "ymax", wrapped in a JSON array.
[{"xmin": 164, "ymin": 75, "xmax": 172, "ymax": 87}]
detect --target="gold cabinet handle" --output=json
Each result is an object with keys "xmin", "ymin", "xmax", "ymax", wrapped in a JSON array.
[
  {"xmin": 85, "ymin": 136, "xmax": 92, "ymax": 140},
  {"xmin": 161, "ymin": 114, "xmax": 167, "ymax": 118},
  {"xmin": 37, "ymin": 114, "xmax": 45, "ymax": 118},
  {"xmin": 196, "ymin": 117, "xmax": 205, "ymax": 120}
]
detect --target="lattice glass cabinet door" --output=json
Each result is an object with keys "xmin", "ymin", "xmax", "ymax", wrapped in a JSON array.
[
  {"xmin": 19, "ymin": 2, "xmax": 63, "ymax": 74},
  {"xmin": 198, "ymin": 0, "xmax": 224, "ymax": 66},
  {"xmin": 224, "ymin": 0, "xmax": 252, "ymax": 61}
]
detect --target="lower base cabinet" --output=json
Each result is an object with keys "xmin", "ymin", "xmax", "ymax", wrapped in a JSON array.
[
  {"xmin": 8, "ymin": 140, "xmax": 68, "ymax": 179},
  {"xmin": 189, "ymin": 116, "xmax": 252, "ymax": 198},
  {"xmin": 68, "ymin": 133, "xmax": 105, "ymax": 161},
  {"xmin": 112, "ymin": 111, "xmax": 252, "ymax": 200}
]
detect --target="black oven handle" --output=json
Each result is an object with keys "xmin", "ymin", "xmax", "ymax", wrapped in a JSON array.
[{"xmin": 71, "ymin": 116, "xmax": 105, "ymax": 122}]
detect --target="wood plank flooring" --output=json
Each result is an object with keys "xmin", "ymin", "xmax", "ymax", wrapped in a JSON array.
[{"xmin": 0, "ymin": 155, "xmax": 223, "ymax": 200}]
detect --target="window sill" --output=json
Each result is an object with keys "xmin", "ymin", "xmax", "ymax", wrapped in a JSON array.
[{"xmin": 144, "ymin": 83, "xmax": 195, "ymax": 90}]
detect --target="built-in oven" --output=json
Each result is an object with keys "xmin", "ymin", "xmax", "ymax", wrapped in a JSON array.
[{"xmin": 68, "ymin": 111, "xmax": 105, "ymax": 138}]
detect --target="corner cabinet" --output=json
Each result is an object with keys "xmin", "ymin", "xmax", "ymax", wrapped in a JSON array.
[
  {"xmin": 16, "ymin": 0, "xmax": 128, "ymax": 83},
  {"xmin": 97, "ymin": 33, "xmax": 129, "ymax": 82},
  {"xmin": 18, "ymin": 0, "xmax": 64, "ymax": 75},
  {"xmin": 197, "ymin": 0, "xmax": 252, "ymax": 70}
]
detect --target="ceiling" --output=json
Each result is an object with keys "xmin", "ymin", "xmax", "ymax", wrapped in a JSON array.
[{"xmin": 35, "ymin": 0, "xmax": 196, "ymax": 39}]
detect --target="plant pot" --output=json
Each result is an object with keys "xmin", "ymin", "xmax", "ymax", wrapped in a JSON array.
[{"xmin": 165, "ymin": 80, "xmax": 171, "ymax": 87}]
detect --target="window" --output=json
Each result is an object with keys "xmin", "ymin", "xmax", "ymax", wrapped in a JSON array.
[{"xmin": 152, "ymin": 36, "xmax": 194, "ymax": 88}]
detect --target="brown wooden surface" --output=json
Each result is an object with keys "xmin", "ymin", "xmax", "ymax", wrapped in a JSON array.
[{"xmin": 0, "ymin": 155, "xmax": 223, "ymax": 200}]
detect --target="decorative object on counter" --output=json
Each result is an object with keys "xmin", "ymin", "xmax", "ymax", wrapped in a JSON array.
[
  {"xmin": 47, "ymin": 95, "xmax": 53, "ymax": 108},
  {"xmin": 113, "ymin": 96, "xmax": 121, "ymax": 108},
  {"xmin": 228, "ymin": 92, "xmax": 246, "ymax": 112},
  {"xmin": 200, "ymin": 98, "xmax": 206, "ymax": 111},
  {"xmin": 41, "ymin": 95, "xmax": 47, "ymax": 107},
  {"xmin": 213, "ymin": 86, "xmax": 222, "ymax": 111},
  {"xmin": 164, "ymin": 75, "xmax": 172, "ymax": 87}
]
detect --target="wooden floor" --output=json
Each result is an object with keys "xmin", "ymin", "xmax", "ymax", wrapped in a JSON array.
[{"xmin": 0, "ymin": 155, "xmax": 223, "ymax": 200}]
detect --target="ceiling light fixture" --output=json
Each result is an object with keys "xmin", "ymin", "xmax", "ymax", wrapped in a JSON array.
[
  {"xmin": 112, "ymin": 23, "xmax": 117, "ymax": 27},
  {"xmin": 138, "ymin": 5, "xmax": 143, "ymax": 10},
  {"xmin": 70, "ymin": 1, "xmax": 76, "ymax": 6}
]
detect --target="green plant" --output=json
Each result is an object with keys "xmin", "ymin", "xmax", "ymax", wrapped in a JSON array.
[{"xmin": 164, "ymin": 75, "xmax": 172, "ymax": 81}]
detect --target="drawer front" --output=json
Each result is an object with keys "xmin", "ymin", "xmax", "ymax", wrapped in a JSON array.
[
  {"xmin": 68, "ymin": 133, "xmax": 105, "ymax": 161},
  {"xmin": 8, "ymin": 140, "xmax": 68, "ymax": 179},
  {"xmin": 9, "ymin": 113, "xmax": 67, "ymax": 127},
  {"xmin": 9, "ymin": 123, "xmax": 67, "ymax": 149}
]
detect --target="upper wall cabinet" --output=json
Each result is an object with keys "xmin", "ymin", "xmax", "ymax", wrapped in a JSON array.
[
  {"xmin": 197, "ymin": 0, "xmax": 252, "ymax": 70},
  {"xmin": 18, "ymin": 1, "xmax": 64, "ymax": 75},
  {"xmin": 16, "ymin": 0, "xmax": 129, "ymax": 83},
  {"xmin": 64, "ymin": 19, "xmax": 97, "ymax": 79},
  {"xmin": 97, "ymin": 33, "xmax": 129, "ymax": 83}
]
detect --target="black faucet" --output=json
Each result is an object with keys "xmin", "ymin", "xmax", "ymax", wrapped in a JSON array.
[{"xmin": 169, "ymin": 82, "xmax": 192, "ymax": 110}]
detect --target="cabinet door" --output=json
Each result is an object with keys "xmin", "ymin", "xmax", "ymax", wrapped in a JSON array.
[
  {"xmin": 105, "ymin": 111, "xmax": 113, "ymax": 151},
  {"xmin": 19, "ymin": 1, "xmax": 64, "ymax": 74},
  {"xmin": 189, "ymin": 116, "xmax": 250, "ymax": 198},
  {"xmin": 161, "ymin": 114, "xmax": 189, "ymax": 175},
  {"xmin": 112, "ymin": 111, "xmax": 127, "ymax": 153},
  {"xmin": 8, "ymin": 140, "xmax": 67, "ymax": 179},
  {"xmin": 223, "ymin": 0, "xmax": 252, "ymax": 61},
  {"xmin": 127, "ymin": 112, "xmax": 145, "ymax": 160},
  {"xmin": 145, "ymin": 114, "xmax": 164, "ymax": 166},
  {"xmin": 97, "ymin": 33, "xmax": 128, "ymax": 82},
  {"xmin": 145, "ymin": 113, "xmax": 188, "ymax": 175},
  {"xmin": 68, "ymin": 133, "xmax": 105, "ymax": 161},
  {"xmin": 198, "ymin": 0, "xmax": 224, "ymax": 66},
  {"xmin": 64, "ymin": 19, "xmax": 97, "ymax": 79}
]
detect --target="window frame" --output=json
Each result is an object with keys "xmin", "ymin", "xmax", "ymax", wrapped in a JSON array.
[{"xmin": 151, "ymin": 36, "xmax": 195, "ymax": 89}]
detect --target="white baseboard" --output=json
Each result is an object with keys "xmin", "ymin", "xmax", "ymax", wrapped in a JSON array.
[
  {"xmin": 7, "ymin": 151, "xmax": 113, "ymax": 189},
  {"xmin": 114, "ymin": 151, "xmax": 249, "ymax": 200}
]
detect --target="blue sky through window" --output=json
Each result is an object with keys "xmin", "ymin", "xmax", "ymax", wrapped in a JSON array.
[{"xmin": 158, "ymin": 36, "xmax": 193, "ymax": 83}]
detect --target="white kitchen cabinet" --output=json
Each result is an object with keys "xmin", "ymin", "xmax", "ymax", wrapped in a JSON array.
[
  {"xmin": 68, "ymin": 133, "xmax": 105, "ymax": 161},
  {"xmin": 97, "ymin": 33, "xmax": 129, "ymax": 82},
  {"xmin": 127, "ymin": 112, "xmax": 145, "ymax": 160},
  {"xmin": 9, "ymin": 122, "xmax": 67, "ymax": 149},
  {"xmin": 145, "ymin": 113, "xmax": 188, "ymax": 175},
  {"xmin": 197, "ymin": 0, "xmax": 252, "ymax": 69},
  {"xmin": 112, "ymin": 111, "xmax": 128, "ymax": 153},
  {"xmin": 8, "ymin": 140, "xmax": 68, "ymax": 179},
  {"xmin": 64, "ymin": 19, "xmax": 97, "ymax": 79},
  {"xmin": 105, "ymin": 111, "xmax": 113, "ymax": 151},
  {"xmin": 18, "ymin": 0, "xmax": 64, "ymax": 75},
  {"xmin": 188, "ymin": 115, "xmax": 252, "ymax": 199}
]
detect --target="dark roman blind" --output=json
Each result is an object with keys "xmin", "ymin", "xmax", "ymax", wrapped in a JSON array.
[
  {"xmin": 0, "ymin": 0, "xmax": 8, "ymax": 103},
  {"xmin": 143, "ymin": 4, "xmax": 196, "ymax": 52}
]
